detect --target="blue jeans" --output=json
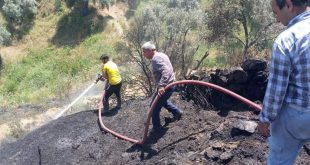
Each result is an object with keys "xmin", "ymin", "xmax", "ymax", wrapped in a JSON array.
[
  {"xmin": 268, "ymin": 104, "xmax": 310, "ymax": 165},
  {"xmin": 151, "ymin": 87, "xmax": 182, "ymax": 128}
]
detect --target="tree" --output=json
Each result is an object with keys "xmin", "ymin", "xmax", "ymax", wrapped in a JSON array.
[
  {"xmin": 206, "ymin": 0, "xmax": 276, "ymax": 63},
  {"xmin": 0, "ymin": 25, "xmax": 11, "ymax": 45},
  {"xmin": 2, "ymin": 0, "xmax": 37, "ymax": 22},
  {"xmin": 116, "ymin": 16, "xmax": 154, "ymax": 96},
  {"xmin": 141, "ymin": 0, "xmax": 207, "ymax": 77},
  {"xmin": 2, "ymin": 0, "xmax": 37, "ymax": 39},
  {"xmin": 118, "ymin": 0, "xmax": 207, "ymax": 96},
  {"xmin": 0, "ymin": 25, "xmax": 8, "ymax": 74},
  {"xmin": 0, "ymin": 25, "xmax": 11, "ymax": 74}
]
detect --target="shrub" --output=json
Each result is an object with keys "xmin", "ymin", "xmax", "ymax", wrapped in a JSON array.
[
  {"xmin": 54, "ymin": 0, "xmax": 64, "ymax": 13},
  {"xmin": 0, "ymin": 25, "xmax": 11, "ymax": 45},
  {"xmin": 2, "ymin": 0, "xmax": 38, "ymax": 23}
]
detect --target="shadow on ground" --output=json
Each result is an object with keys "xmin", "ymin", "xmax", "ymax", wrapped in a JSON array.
[{"xmin": 51, "ymin": 7, "xmax": 112, "ymax": 47}]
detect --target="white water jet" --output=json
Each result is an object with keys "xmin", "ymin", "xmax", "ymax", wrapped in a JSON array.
[{"xmin": 54, "ymin": 82, "xmax": 96, "ymax": 120}]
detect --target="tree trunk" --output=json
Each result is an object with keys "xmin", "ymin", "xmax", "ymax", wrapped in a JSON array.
[{"xmin": 241, "ymin": 13, "xmax": 249, "ymax": 62}]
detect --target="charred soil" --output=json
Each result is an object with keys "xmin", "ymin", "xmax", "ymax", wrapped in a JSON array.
[{"xmin": 1, "ymin": 94, "xmax": 310, "ymax": 165}]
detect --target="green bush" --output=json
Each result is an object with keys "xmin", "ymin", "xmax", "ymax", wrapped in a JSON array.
[
  {"xmin": 54, "ymin": 0, "xmax": 63, "ymax": 12},
  {"xmin": 0, "ymin": 26, "xmax": 11, "ymax": 45}
]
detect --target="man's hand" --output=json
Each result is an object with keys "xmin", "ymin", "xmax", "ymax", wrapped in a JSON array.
[
  {"xmin": 158, "ymin": 87, "xmax": 165, "ymax": 97},
  {"xmin": 99, "ymin": 76, "xmax": 105, "ymax": 81},
  {"xmin": 258, "ymin": 122, "xmax": 270, "ymax": 138}
]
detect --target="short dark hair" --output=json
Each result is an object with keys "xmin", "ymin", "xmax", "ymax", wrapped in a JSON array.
[
  {"xmin": 100, "ymin": 54, "xmax": 109, "ymax": 61},
  {"xmin": 276, "ymin": 0, "xmax": 310, "ymax": 9}
]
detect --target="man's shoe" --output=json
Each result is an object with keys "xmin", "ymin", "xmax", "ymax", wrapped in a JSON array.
[
  {"xmin": 101, "ymin": 109, "xmax": 110, "ymax": 115},
  {"xmin": 150, "ymin": 126, "xmax": 166, "ymax": 133},
  {"xmin": 173, "ymin": 112, "xmax": 183, "ymax": 121}
]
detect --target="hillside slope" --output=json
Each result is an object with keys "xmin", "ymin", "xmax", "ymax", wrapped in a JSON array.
[
  {"xmin": 0, "ymin": 1, "xmax": 131, "ymax": 144},
  {"xmin": 1, "ymin": 95, "xmax": 310, "ymax": 164}
]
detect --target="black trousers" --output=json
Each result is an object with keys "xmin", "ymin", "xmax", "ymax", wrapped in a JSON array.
[{"xmin": 103, "ymin": 82, "xmax": 122, "ymax": 111}]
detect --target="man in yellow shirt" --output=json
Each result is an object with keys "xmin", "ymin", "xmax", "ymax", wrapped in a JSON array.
[{"xmin": 100, "ymin": 55, "xmax": 122, "ymax": 114}]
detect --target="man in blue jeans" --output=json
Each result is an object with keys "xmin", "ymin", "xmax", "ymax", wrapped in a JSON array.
[
  {"xmin": 258, "ymin": 0, "xmax": 310, "ymax": 164},
  {"xmin": 142, "ymin": 41, "xmax": 183, "ymax": 131}
]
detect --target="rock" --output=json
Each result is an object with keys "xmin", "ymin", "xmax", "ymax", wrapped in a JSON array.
[
  {"xmin": 249, "ymin": 71, "xmax": 268, "ymax": 84},
  {"xmin": 210, "ymin": 74, "xmax": 227, "ymax": 86},
  {"xmin": 203, "ymin": 141, "xmax": 238, "ymax": 163},
  {"xmin": 122, "ymin": 153, "xmax": 130, "ymax": 158},
  {"xmin": 244, "ymin": 85, "xmax": 266, "ymax": 101},
  {"xmin": 212, "ymin": 141, "xmax": 225, "ymax": 151},
  {"xmin": 219, "ymin": 151, "xmax": 234, "ymax": 164},
  {"xmin": 204, "ymin": 147, "xmax": 221, "ymax": 161},
  {"xmin": 184, "ymin": 59, "xmax": 269, "ymax": 110},
  {"xmin": 225, "ymin": 141, "xmax": 240, "ymax": 150},
  {"xmin": 227, "ymin": 67, "xmax": 248, "ymax": 83},
  {"xmin": 233, "ymin": 120, "xmax": 258, "ymax": 134},
  {"xmin": 231, "ymin": 120, "xmax": 258, "ymax": 137},
  {"xmin": 210, "ymin": 130, "xmax": 222, "ymax": 140},
  {"xmin": 241, "ymin": 59, "xmax": 267, "ymax": 72},
  {"xmin": 187, "ymin": 151, "xmax": 197, "ymax": 161},
  {"xmin": 241, "ymin": 158, "xmax": 260, "ymax": 165}
]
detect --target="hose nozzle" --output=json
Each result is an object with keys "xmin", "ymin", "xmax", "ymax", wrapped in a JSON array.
[{"xmin": 94, "ymin": 73, "xmax": 104, "ymax": 83}]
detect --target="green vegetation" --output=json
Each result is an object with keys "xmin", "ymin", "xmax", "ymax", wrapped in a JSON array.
[
  {"xmin": 120, "ymin": 0, "xmax": 208, "ymax": 95},
  {"xmin": 1, "ymin": 0, "xmax": 37, "ymax": 40},
  {"xmin": 0, "ymin": 0, "xmax": 277, "ymax": 108},
  {"xmin": 0, "ymin": 33, "xmax": 117, "ymax": 107},
  {"xmin": 206, "ymin": 0, "xmax": 276, "ymax": 63}
]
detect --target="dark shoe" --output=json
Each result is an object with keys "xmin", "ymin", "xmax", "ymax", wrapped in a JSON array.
[
  {"xmin": 150, "ymin": 126, "xmax": 166, "ymax": 134},
  {"xmin": 101, "ymin": 109, "xmax": 110, "ymax": 115},
  {"xmin": 173, "ymin": 112, "xmax": 183, "ymax": 121},
  {"xmin": 115, "ymin": 106, "xmax": 122, "ymax": 110}
]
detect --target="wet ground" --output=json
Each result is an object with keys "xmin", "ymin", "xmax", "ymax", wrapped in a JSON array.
[{"xmin": 1, "ymin": 94, "xmax": 310, "ymax": 164}]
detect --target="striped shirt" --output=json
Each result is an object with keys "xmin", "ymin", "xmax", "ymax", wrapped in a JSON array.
[{"xmin": 260, "ymin": 11, "xmax": 310, "ymax": 123}]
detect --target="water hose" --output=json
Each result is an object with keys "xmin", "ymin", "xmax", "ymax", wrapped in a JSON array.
[
  {"xmin": 98, "ymin": 80, "xmax": 262, "ymax": 145},
  {"xmin": 98, "ymin": 81, "xmax": 140, "ymax": 143}
]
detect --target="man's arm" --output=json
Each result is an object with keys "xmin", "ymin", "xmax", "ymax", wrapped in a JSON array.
[
  {"xmin": 260, "ymin": 43, "xmax": 291, "ymax": 123},
  {"xmin": 102, "ymin": 65, "xmax": 108, "ymax": 82}
]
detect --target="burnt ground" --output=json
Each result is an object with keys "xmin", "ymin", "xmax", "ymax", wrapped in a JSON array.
[{"xmin": 1, "ymin": 94, "xmax": 310, "ymax": 165}]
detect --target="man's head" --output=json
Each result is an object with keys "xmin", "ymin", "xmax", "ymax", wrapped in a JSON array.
[
  {"xmin": 100, "ymin": 54, "xmax": 109, "ymax": 64},
  {"xmin": 142, "ymin": 42, "xmax": 156, "ymax": 59},
  {"xmin": 272, "ymin": 0, "xmax": 310, "ymax": 26}
]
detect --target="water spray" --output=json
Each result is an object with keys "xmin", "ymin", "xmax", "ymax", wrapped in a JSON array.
[{"xmin": 54, "ymin": 74, "xmax": 104, "ymax": 120}]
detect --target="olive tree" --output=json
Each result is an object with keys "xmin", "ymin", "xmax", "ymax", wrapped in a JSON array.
[
  {"xmin": 118, "ymin": 0, "xmax": 207, "ymax": 96},
  {"xmin": 2, "ymin": 0, "xmax": 37, "ymax": 22},
  {"xmin": 142, "ymin": 0, "xmax": 207, "ymax": 77},
  {"xmin": 116, "ymin": 15, "xmax": 154, "ymax": 96},
  {"xmin": 2, "ymin": 0, "xmax": 37, "ymax": 39},
  {"xmin": 0, "ymin": 25, "xmax": 9, "ymax": 73},
  {"xmin": 0, "ymin": 25, "xmax": 11, "ymax": 45},
  {"xmin": 206, "ymin": 0, "xmax": 276, "ymax": 63}
]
